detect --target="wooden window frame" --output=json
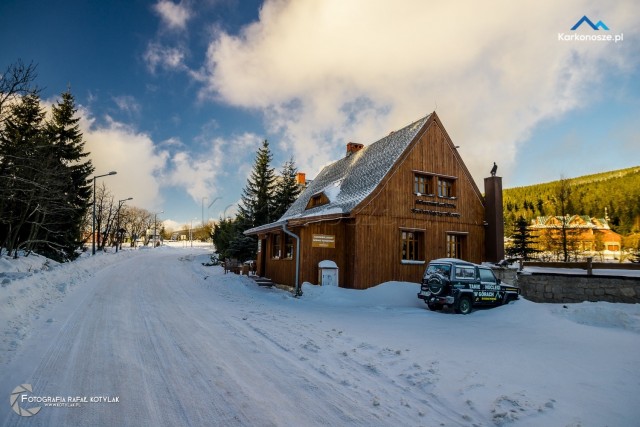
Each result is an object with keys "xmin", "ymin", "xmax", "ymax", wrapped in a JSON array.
[
  {"xmin": 414, "ymin": 173, "xmax": 433, "ymax": 196},
  {"xmin": 272, "ymin": 233, "xmax": 282, "ymax": 259},
  {"xmin": 284, "ymin": 234, "xmax": 294, "ymax": 259},
  {"xmin": 401, "ymin": 229, "xmax": 425, "ymax": 263},
  {"xmin": 445, "ymin": 233, "xmax": 467, "ymax": 259},
  {"xmin": 437, "ymin": 177, "xmax": 455, "ymax": 198}
]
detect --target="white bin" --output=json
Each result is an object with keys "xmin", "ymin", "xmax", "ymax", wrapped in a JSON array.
[{"xmin": 318, "ymin": 260, "xmax": 338, "ymax": 286}]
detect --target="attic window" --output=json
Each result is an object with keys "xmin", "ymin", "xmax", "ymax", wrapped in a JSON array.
[
  {"xmin": 414, "ymin": 173, "xmax": 433, "ymax": 196},
  {"xmin": 437, "ymin": 177, "xmax": 456, "ymax": 198},
  {"xmin": 305, "ymin": 192, "xmax": 330, "ymax": 210}
]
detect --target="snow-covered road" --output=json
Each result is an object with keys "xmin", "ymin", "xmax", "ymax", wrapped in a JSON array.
[{"xmin": 2, "ymin": 247, "xmax": 639, "ymax": 426}]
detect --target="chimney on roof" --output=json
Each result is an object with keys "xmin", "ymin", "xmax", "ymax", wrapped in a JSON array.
[
  {"xmin": 346, "ymin": 142, "xmax": 364, "ymax": 157},
  {"xmin": 296, "ymin": 172, "xmax": 306, "ymax": 186}
]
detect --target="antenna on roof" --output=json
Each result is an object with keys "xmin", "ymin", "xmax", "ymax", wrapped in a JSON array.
[{"xmin": 434, "ymin": 101, "xmax": 438, "ymax": 112}]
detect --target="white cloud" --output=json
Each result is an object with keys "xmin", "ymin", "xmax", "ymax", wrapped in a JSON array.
[
  {"xmin": 161, "ymin": 131, "xmax": 262, "ymax": 205},
  {"xmin": 153, "ymin": 0, "xmax": 192, "ymax": 30},
  {"xmin": 79, "ymin": 110, "xmax": 168, "ymax": 211},
  {"xmin": 112, "ymin": 95, "xmax": 141, "ymax": 117},
  {"xmin": 162, "ymin": 218, "xmax": 184, "ymax": 233},
  {"xmin": 144, "ymin": 42, "xmax": 187, "ymax": 73},
  {"xmin": 200, "ymin": 0, "xmax": 640, "ymax": 183}
]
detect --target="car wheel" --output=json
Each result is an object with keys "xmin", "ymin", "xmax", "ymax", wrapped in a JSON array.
[
  {"xmin": 427, "ymin": 303, "xmax": 442, "ymax": 311},
  {"xmin": 455, "ymin": 296, "xmax": 472, "ymax": 315}
]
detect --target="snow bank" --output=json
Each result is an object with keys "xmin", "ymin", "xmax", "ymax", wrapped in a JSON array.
[
  {"xmin": 549, "ymin": 301, "xmax": 640, "ymax": 333},
  {"xmin": 301, "ymin": 281, "xmax": 425, "ymax": 309}
]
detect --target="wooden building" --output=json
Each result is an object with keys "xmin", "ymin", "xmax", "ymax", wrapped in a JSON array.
[
  {"xmin": 530, "ymin": 215, "xmax": 623, "ymax": 255},
  {"xmin": 245, "ymin": 112, "xmax": 500, "ymax": 289}
]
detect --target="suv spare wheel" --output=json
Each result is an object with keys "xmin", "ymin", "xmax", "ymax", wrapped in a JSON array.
[{"xmin": 427, "ymin": 273, "xmax": 446, "ymax": 295}]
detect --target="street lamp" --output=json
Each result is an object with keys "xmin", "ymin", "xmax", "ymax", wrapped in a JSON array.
[
  {"xmin": 116, "ymin": 197, "xmax": 133, "ymax": 253},
  {"xmin": 190, "ymin": 217, "xmax": 197, "ymax": 247},
  {"xmin": 92, "ymin": 171, "xmax": 117, "ymax": 255},
  {"xmin": 153, "ymin": 210, "xmax": 164, "ymax": 248},
  {"xmin": 207, "ymin": 197, "xmax": 221, "ymax": 247},
  {"xmin": 202, "ymin": 197, "xmax": 207, "ymax": 227},
  {"xmin": 207, "ymin": 197, "xmax": 221, "ymax": 216}
]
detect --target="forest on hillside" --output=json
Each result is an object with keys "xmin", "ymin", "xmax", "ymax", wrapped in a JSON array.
[{"xmin": 503, "ymin": 166, "xmax": 640, "ymax": 237}]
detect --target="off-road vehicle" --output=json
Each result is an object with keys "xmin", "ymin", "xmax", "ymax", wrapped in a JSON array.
[{"xmin": 417, "ymin": 258, "xmax": 520, "ymax": 314}]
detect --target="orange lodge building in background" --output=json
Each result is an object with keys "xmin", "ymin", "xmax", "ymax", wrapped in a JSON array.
[{"xmin": 529, "ymin": 215, "xmax": 623, "ymax": 259}]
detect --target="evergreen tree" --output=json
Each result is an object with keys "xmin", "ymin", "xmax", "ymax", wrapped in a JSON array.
[
  {"xmin": 212, "ymin": 217, "xmax": 236, "ymax": 259},
  {"xmin": 0, "ymin": 93, "xmax": 47, "ymax": 256},
  {"xmin": 0, "ymin": 88, "xmax": 94, "ymax": 261},
  {"xmin": 506, "ymin": 216, "xmax": 539, "ymax": 261},
  {"xmin": 212, "ymin": 216, "xmax": 255, "ymax": 262},
  {"xmin": 228, "ymin": 140, "xmax": 276, "ymax": 261},
  {"xmin": 45, "ymin": 89, "xmax": 94, "ymax": 259},
  {"xmin": 272, "ymin": 157, "xmax": 301, "ymax": 220},
  {"xmin": 237, "ymin": 140, "xmax": 276, "ymax": 229}
]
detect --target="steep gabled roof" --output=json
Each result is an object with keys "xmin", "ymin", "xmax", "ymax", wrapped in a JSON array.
[{"xmin": 245, "ymin": 114, "xmax": 431, "ymax": 235}]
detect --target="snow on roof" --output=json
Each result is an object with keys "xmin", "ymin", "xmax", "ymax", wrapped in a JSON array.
[
  {"xmin": 245, "ymin": 115, "xmax": 431, "ymax": 235},
  {"xmin": 531, "ymin": 215, "xmax": 613, "ymax": 230}
]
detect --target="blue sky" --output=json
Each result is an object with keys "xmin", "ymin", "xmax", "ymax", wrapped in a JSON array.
[{"xmin": 1, "ymin": 0, "xmax": 638, "ymax": 231}]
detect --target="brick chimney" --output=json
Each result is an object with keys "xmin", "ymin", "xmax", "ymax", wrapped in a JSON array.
[
  {"xmin": 296, "ymin": 172, "xmax": 306, "ymax": 185},
  {"xmin": 346, "ymin": 142, "xmax": 364, "ymax": 157}
]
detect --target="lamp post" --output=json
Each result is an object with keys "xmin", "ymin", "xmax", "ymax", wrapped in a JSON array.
[
  {"xmin": 190, "ymin": 217, "xmax": 197, "ymax": 247},
  {"xmin": 202, "ymin": 197, "xmax": 207, "ymax": 227},
  {"xmin": 153, "ymin": 210, "xmax": 164, "ymax": 248},
  {"xmin": 116, "ymin": 197, "xmax": 133, "ymax": 253},
  {"xmin": 92, "ymin": 171, "xmax": 117, "ymax": 255},
  {"xmin": 207, "ymin": 197, "xmax": 221, "ymax": 248}
]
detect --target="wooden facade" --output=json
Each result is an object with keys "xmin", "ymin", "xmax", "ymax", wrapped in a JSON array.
[{"xmin": 247, "ymin": 113, "xmax": 492, "ymax": 289}]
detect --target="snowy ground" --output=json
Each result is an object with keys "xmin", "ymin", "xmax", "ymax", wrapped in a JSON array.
[{"xmin": 1, "ymin": 247, "xmax": 639, "ymax": 426}]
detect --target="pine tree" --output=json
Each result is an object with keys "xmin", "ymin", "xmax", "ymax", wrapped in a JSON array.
[
  {"xmin": 237, "ymin": 140, "xmax": 276, "ymax": 229},
  {"xmin": 0, "ymin": 88, "xmax": 94, "ymax": 260},
  {"xmin": 229, "ymin": 140, "xmax": 277, "ymax": 261},
  {"xmin": 0, "ymin": 93, "xmax": 47, "ymax": 256},
  {"xmin": 272, "ymin": 157, "xmax": 301, "ymax": 220},
  {"xmin": 506, "ymin": 216, "xmax": 539, "ymax": 261},
  {"xmin": 45, "ymin": 89, "xmax": 94, "ymax": 259}
]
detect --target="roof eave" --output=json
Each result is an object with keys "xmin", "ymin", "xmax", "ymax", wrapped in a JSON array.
[{"xmin": 244, "ymin": 212, "xmax": 350, "ymax": 236}]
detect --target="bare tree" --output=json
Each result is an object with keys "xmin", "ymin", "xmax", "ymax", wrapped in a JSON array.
[
  {"xmin": 0, "ymin": 60, "xmax": 39, "ymax": 124},
  {"xmin": 92, "ymin": 183, "xmax": 116, "ymax": 251},
  {"xmin": 119, "ymin": 206, "xmax": 152, "ymax": 247}
]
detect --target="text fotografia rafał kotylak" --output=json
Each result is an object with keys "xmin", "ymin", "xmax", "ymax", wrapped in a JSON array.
[
  {"xmin": 22, "ymin": 395, "xmax": 120, "ymax": 405},
  {"xmin": 11, "ymin": 384, "xmax": 121, "ymax": 417}
]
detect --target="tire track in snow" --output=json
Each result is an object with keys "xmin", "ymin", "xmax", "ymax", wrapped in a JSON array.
[{"xmin": 212, "ymin": 292, "xmax": 472, "ymax": 426}]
